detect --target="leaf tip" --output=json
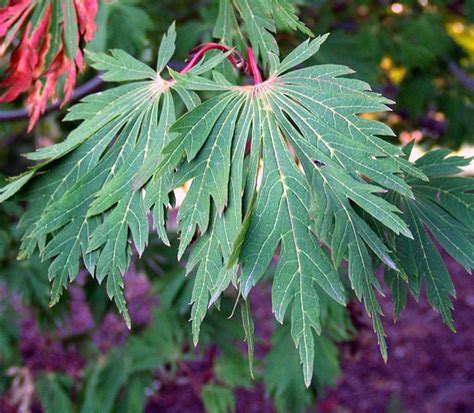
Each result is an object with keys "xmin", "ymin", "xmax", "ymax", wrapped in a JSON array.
[
  {"xmin": 303, "ymin": 366, "xmax": 313, "ymax": 388},
  {"xmin": 192, "ymin": 331, "xmax": 199, "ymax": 347},
  {"xmin": 124, "ymin": 312, "xmax": 132, "ymax": 330}
]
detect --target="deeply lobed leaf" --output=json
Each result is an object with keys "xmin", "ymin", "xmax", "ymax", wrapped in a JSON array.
[{"xmin": 150, "ymin": 35, "xmax": 432, "ymax": 384}]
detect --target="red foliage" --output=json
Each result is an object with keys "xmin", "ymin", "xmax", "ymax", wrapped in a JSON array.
[
  {"xmin": 0, "ymin": 0, "xmax": 98, "ymax": 130},
  {"xmin": 74, "ymin": 0, "xmax": 97, "ymax": 42}
]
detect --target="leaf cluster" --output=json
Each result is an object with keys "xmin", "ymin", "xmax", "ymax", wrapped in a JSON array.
[{"xmin": 0, "ymin": 10, "xmax": 473, "ymax": 387}]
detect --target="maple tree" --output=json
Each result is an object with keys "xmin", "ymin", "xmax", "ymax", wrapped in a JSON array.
[{"xmin": 0, "ymin": 0, "xmax": 473, "ymax": 402}]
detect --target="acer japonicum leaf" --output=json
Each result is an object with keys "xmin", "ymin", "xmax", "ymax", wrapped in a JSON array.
[
  {"xmin": 0, "ymin": 23, "xmax": 473, "ymax": 388},
  {"xmin": 152, "ymin": 35, "xmax": 471, "ymax": 386},
  {"xmin": 0, "ymin": 24, "xmax": 234, "ymax": 328},
  {"xmin": 150, "ymin": 35, "xmax": 414, "ymax": 385},
  {"xmin": 0, "ymin": 0, "xmax": 98, "ymax": 130}
]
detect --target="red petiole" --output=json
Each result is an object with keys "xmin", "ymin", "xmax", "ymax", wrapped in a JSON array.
[
  {"xmin": 179, "ymin": 43, "xmax": 263, "ymax": 85},
  {"xmin": 246, "ymin": 47, "xmax": 263, "ymax": 84}
]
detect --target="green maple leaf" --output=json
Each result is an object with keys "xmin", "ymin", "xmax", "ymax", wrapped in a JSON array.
[
  {"xmin": 150, "ymin": 35, "xmax": 419, "ymax": 385},
  {"xmin": 0, "ymin": 24, "xmax": 226, "ymax": 326}
]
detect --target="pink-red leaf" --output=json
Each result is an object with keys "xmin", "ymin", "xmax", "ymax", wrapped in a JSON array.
[{"xmin": 0, "ymin": 0, "xmax": 98, "ymax": 129}]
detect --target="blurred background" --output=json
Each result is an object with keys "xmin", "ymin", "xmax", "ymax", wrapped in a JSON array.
[{"xmin": 0, "ymin": 1, "xmax": 473, "ymax": 412}]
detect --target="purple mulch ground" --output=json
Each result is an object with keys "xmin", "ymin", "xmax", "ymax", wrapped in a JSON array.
[{"xmin": 318, "ymin": 251, "xmax": 474, "ymax": 413}]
